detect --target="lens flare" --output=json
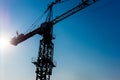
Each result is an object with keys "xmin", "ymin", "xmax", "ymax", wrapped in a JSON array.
[{"xmin": 0, "ymin": 36, "xmax": 10, "ymax": 49}]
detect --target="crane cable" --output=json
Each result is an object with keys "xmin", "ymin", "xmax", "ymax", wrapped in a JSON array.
[
  {"xmin": 24, "ymin": 0, "xmax": 72, "ymax": 34},
  {"xmin": 24, "ymin": 0, "xmax": 78, "ymax": 34},
  {"xmin": 24, "ymin": 12, "xmax": 45, "ymax": 34}
]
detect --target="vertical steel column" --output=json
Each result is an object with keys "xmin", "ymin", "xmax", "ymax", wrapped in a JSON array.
[{"xmin": 33, "ymin": 22, "xmax": 55, "ymax": 80}]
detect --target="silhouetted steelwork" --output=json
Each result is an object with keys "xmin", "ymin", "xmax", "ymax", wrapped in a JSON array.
[
  {"xmin": 32, "ymin": 22, "xmax": 55, "ymax": 80},
  {"xmin": 10, "ymin": 0, "xmax": 97, "ymax": 80},
  {"xmin": 11, "ymin": 0, "xmax": 97, "ymax": 46},
  {"xmin": 52, "ymin": 0, "xmax": 97, "ymax": 24}
]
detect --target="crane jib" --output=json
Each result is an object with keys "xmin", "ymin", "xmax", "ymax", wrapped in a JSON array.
[
  {"xmin": 52, "ymin": 0, "xmax": 97, "ymax": 24},
  {"xmin": 10, "ymin": 0, "xmax": 98, "ymax": 80},
  {"xmin": 11, "ymin": 0, "xmax": 97, "ymax": 46}
]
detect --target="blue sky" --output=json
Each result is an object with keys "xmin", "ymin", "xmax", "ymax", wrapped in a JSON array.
[{"xmin": 0, "ymin": 0, "xmax": 120, "ymax": 80}]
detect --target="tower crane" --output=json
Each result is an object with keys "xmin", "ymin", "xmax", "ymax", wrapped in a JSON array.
[{"xmin": 10, "ymin": 0, "xmax": 98, "ymax": 80}]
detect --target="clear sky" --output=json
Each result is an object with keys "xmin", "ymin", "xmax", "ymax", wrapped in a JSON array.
[{"xmin": 0, "ymin": 0, "xmax": 120, "ymax": 80}]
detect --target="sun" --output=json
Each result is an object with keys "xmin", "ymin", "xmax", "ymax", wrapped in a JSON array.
[{"xmin": 0, "ymin": 36, "xmax": 10, "ymax": 49}]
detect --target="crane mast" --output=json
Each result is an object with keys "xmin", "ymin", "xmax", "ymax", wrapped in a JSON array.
[
  {"xmin": 33, "ymin": 22, "xmax": 55, "ymax": 80},
  {"xmin": 10, "ymin": 0, "xmax": 98, "ymax": 80}
]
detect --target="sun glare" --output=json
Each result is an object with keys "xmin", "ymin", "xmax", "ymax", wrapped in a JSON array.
[{"xmin": 0, "ymin": 36, "xmax": 10, "ymax": 49}]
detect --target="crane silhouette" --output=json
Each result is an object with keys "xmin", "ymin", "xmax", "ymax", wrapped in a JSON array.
[{"xmin": 10, "ymin": 0, "xmax": 98, "ymax": 80}]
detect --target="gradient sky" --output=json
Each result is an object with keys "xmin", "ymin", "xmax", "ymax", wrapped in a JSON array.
[{"xmin": 0, "ymin": 0, "xmax": 120, "ymax": 80}]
